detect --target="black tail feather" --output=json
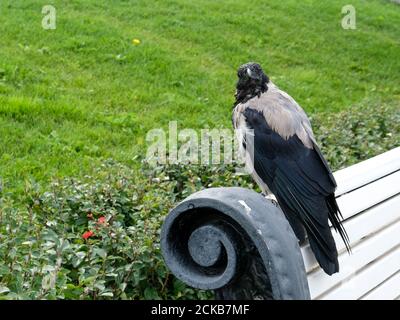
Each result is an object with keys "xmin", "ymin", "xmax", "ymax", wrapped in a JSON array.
[
  {"xmin": 274, "ymin": 170, "xmax": 344, "ymax": 275},
  {"xmin": 326, "ymin": 194, "xmax": 352, "ymax": 254},
  {"xmin": 308, "ymin": 233, "xmax": 339, "ymax": 275}
]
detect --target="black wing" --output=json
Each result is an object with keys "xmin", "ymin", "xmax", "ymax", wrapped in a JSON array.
[{"xmin": 243, "ymin": 108, "xmax": 349, "ymax": 275}]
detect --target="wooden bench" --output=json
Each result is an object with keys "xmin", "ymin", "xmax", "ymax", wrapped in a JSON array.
[
  {"xmin": 302, "ymin": 147, "xmax": 400, "ymax": 300},
  {"xmin": 161, "ymin": 147, "xmax": 400, "ymax": 300}
]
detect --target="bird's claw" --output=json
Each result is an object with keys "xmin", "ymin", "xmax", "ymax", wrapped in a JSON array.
[
  {"xmin": 270, "ymin": 199, "xmax": 279, "ymax": 207},
  {"xmin": 263, "ymin": 193, "xmax": 279, "ymax": 207}
]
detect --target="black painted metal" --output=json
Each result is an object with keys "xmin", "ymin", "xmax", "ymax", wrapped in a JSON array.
[{"xmin": 161, "ymin": 187, "xmax": 311, "ymax": 300}]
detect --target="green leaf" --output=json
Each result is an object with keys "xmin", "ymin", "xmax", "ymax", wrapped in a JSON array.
[
  {"xmin": 93, "ymin": 248, "xmax": 107, "ymax": 259},
  {"xmin": 0, "ymin": 286, "xmax": 10, "ymax": 294},
  {"xmin": 100, "ymin": 292, "xmax": 113, "ymax": 297},
  {"xmin": 144, "ymin": 287, "xmax": 161, "ymax": 300},
  {"xmin": 80, "ymin": 276, "xmax": 96, "ymax": 286},
  {"xmin": 94, "ymin": 281, "xmax": 105, "ymax": 291},
  {"xmin": 173, "ymin": 279, "xmax": 187, "ymax": 294}
]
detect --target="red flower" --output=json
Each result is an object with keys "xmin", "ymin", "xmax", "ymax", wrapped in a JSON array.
[
  {"xmin": 82, "ymin": 230, "xmax": 94, "ymax": 239},
  {"xmin": 97, "ymin": 216, "xmax": 106, "ymax": 224}
]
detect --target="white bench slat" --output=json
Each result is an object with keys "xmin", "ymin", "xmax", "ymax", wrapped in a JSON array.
[
  {"xmin": 334, "ymin": 147, "xmax": 400, "ymax": 196},
  {"xmin": 307, "ymin": 219, "xmax": 400, "ymax": 299},
  {"xmin": 336, "ymin": 170, "xmax": 400, "ymax": 221},
  {"xmin": 361, "ymin": 271, "xmax": 400, "ymax": 300},
  {"xmin": 302, "ymin": 194, "xmax": 400, "ymax": 271},
  {"xmin": 320, "ymin": 246, "xmax": 400, "ymax": 300}
]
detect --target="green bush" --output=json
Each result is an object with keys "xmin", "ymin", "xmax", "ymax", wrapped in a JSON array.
[
  {"xmin": 0, "ymin": 161, "xmax": 213, "ymax": 300},
  {"xmin": 0, "ymin": 101, "xmax": 398, "ymax": 299},
  {"xmin": 312, "ymin": 100, "xmax": 400, "ymax": 170}
]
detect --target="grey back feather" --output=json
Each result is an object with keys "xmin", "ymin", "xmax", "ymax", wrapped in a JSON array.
[{"xmin": 233, "ymin": 81, "xmax": 314, "ymax": 149}]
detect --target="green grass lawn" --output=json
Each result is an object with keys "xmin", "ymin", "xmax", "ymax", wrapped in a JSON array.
[{"xmin": 0, "ymin": 0, "xmax": 399, "ymax": 196}]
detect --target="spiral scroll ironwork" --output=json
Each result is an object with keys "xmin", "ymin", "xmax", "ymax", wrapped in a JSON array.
[{"xmin": 161, "ymin": 187, "xmax": 311, "ymax": 300}]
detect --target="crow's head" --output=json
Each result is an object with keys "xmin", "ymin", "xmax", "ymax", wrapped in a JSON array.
[
  {"xmin": 235, "ymin": 62, "xmax": 269, "ymax": 105},
  {"xmin": 237, "ymin": 62, "xmax": 268, "ymax": 84}
]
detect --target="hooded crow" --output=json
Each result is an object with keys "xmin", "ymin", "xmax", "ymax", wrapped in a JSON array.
[{"xmin": 232, "ymin": 62, "xmax": 350, "ymax": 275}]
